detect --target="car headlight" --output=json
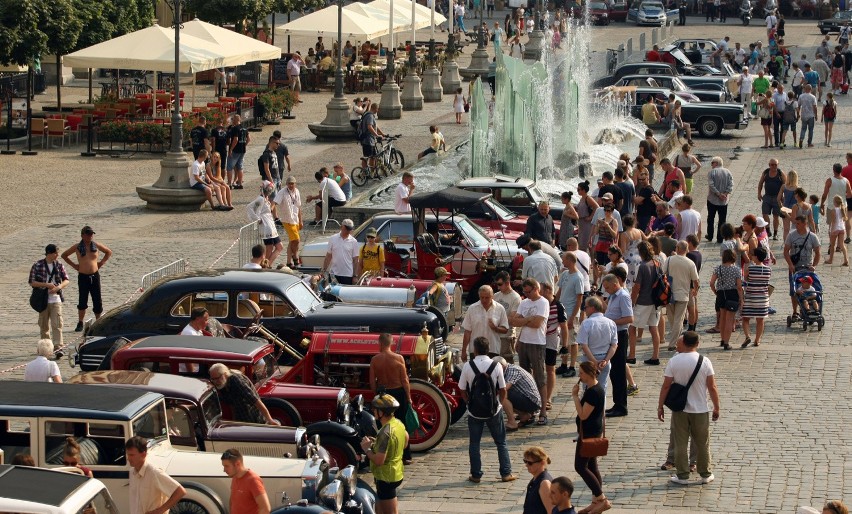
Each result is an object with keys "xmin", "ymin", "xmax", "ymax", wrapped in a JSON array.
[
  {"xmin": 337, "ymin": 389, "xmax": 351, "ymax": 425},
  {"xmin": 351, "ymin": 394, "xmax": 364, "ymax": 415},
  {"xmin": 300, "ymin": 458, "xmax": 327, "ymax": 504},
  {"xmin": 337, "ymin": 465, "xmax": 357, "ymax": 497},
  {"xmin": 319, "ymin": 480, "xmax": 344, "ymax": 511}
]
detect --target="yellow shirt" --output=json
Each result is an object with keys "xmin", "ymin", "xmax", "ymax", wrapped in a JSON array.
[
  {"xmin": 360, "ymin": 243, "xmax": 385, "ymax": 274},
  {"xmin": 431, "ymin": 132, "xmax": 444, "ymax": 151},
  {"xmin": 642, "ymin": 102, "xmax": 659, "ymax": 125}
]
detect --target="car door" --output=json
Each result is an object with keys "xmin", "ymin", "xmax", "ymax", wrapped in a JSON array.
[{"xmin": 168, "ymin": 290, "xmax": 230, "ymax": 332}]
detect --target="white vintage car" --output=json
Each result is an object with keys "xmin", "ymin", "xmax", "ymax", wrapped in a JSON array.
[
  {"xmin": 0, "ymin": 381, "xmax": 368, "ymax": 514},
  {"xmin": 0, "ymin": 465, "xmax": 120, "ymax": 514}
]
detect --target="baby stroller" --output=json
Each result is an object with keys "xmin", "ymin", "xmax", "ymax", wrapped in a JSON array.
[{"xmin": 786, "ymin": 270, "xmax": 824, "ymax": 331}]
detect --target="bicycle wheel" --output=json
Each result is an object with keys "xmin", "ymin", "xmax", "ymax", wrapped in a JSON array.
[
  {"xmin": 390, "ymin": 149, "xmax": 405, "ymax": 170},
  {"xmin": 351, "ymin": 166, "xmax": 368, "ymax": 187}
]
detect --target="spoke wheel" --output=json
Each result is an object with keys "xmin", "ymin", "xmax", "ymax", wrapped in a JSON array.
[
  {"xmin": 390, "ymin": 149, "xmax": 405, "ymax": 170},
  {"xmin": 351, "ymin": 166, "xmax": 368, "ymax": 187},
  {"xmin": 408, "ymin": 379, "xmax": 451, "ymax": 452}
]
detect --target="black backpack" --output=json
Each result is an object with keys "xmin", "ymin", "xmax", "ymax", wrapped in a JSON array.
[
  {"xmin": 651, "ymin": 260, "xmax": 672, "ymax": 308},
  {"xmin": 467, "ymin": 360, "xmax": 499, "ymax": 418},
  {"xmin": 356, "ymin": 114, "xmax": 371, "ymax": 143}
]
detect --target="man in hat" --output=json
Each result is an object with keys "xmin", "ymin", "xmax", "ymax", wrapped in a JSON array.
[
  {"xmin": 61, "ymin": 226, "xmax": 112, "ymax": 332},
  {"xmin": 274, "ymin": 176, "xmax": 303, "ymax": 268},
  {"xmin": 323, "ymin": 219, "xmax": 360, "ymax": 284},
  {"xmin": 29, "ymin": 244, "xmax": 70, "ymax": 345}
]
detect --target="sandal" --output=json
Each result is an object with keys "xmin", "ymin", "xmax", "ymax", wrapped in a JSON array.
[
  {"xmin": 741, "ymin": 337, "xmax": 751, "ymax": 348},
  {"xmin": 705, "ymin": 327, "xmax": 720, "ymax": 334},
  {"xmin": 519, "ymin": 418, "xmax": 535, "ymax": 428},
  {"xmin": 537, "ymin": 415, "xmax": 548, "ymax": 425}
]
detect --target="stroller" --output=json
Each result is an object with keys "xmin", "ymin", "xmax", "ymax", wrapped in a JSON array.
[{"xmin": 786, "ymin": 269, "xmax": 825, "ymax": 331}]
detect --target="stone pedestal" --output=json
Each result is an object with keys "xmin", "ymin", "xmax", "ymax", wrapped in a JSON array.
[
  {"xmin": 308, "ymin": 96, "xmax": 356, "ymax": 140},
  {"xmin": 524, "ymin": 30, "xmax": 545, "ymax": 60},
  {"xmin": 401, "ymin": 74, "xmax": 424, "ymax": 110},
  {"xmin": 378, "ymin": 80, "xmax": 403, "ymax": 119},
  {"xmin": 136, "ymin": 151, "xmax": 206, "ymax": 211},
  {"xmin": 441, "ymin": 60, "xmax": 462, "ymax": 94},
  {"xmin": 461, "ymin": 46, "xmax": 491, "ymax": 80},
  {"xmin": 422, "ymin": 66, "xmax": 443, "ymax": 102}
]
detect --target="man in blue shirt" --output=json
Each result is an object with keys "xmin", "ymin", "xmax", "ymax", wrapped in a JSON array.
[
  {"xmin": 803, "ymin": 63, "xmax": 820, "ymax": 91},
  {"xmin": 576, "ymin": 296, "xmax": 617, "ymax": 398},
  {"xmin": 602, "ymin": 273, "xmax": 634, "ymax": 417}
]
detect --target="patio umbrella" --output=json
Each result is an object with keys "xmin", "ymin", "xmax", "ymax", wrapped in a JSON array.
[
  {"xmin": 363, "ymin": 0, "xmax": 447, "ymax": 30},
  {"xmin": 181, "ymin": 18, "xmax": 282, "ymax": 66},
  {"xmin": 276, "ymin": 6, "xmax": 391, "ymax": 41}
]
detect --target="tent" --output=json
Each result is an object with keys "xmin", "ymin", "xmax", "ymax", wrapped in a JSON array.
[
  {"xmin": 276, "ymin": 6, "xmax": 391, "ymax": 41},
  {"xmin": 364, "ymin": 0, "xmax": 447, "ymax": 30},
  {"xmin": 181, "ymin": 18, "xmax": 281, "ymax": 66}
]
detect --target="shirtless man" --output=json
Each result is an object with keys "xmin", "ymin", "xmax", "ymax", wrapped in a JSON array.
[
  {"xmin": 368, "ymin": 332, "xmax": 413, "ymax": 465},
  {"xmin": 61, "ymin": 226, "xmax": 112, "ymax": 332}
]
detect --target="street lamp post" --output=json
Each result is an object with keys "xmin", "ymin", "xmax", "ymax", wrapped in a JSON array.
[{"xmin": 169, "ymin": 0, "xmax": 183, "ymax": 154}]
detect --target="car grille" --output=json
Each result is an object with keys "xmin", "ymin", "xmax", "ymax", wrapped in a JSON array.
[
  {"xmin": 227, "ymin": 444, "xmax": 288, "ymax": 458},
  {"xmin": 79, "ymin": 352, "xmax": 106, "ymax": 370}
]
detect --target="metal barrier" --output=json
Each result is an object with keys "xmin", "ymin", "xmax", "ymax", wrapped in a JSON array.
[
  {"xmin": 141, "ymin": 259, "xmax": 188, "ymax": 291},
  {"xmin": 238, "ymin": 221, "xmax": 262, "ymax": 267}
]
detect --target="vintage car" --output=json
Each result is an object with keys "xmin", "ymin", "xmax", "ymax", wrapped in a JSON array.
[
  {"xmin": 616, "ymin": 75, "xmax": 728, "ymax": 103},
  {"xmin": 75, "ymin": 269, "xmax": 444, "ymax": 367},
  {"xmin": 585, "ymin": 1, "xmax": 612, "ymax": 24},
  {"xmin": 79, "ymin": 336, "xmax": 371, "ymax": 469},
  {"xmin": 456, "ymin": 175, "xmax": 565, "ymax": 218},
  {"xmin": 818, "ymin": 9, "xmax": 852, "ymax": 33},
  {"xmin": 627, "ymin": 0, "xmax": 678, "ymax": 25},
  {"xmin": 597, "ymin": 85, "xmax": 748, "ymax": 137},
  {"xmin": 0, "ymin": 382, "xmax": 371, "ymax": 514},
  {"xmin": 105, "ymin": 332, "xmax": 460, "ymax": 454},
  {"xmin": 671, "ymin": 38, "xmax": 720, "ymax": 65},
  {"xmin": 0, "ymin": 465, "xmax": 119, "ymax": 514},
  {"xmin": 65, "ymin": 370, "xmax": 367, "ymax": 469}
]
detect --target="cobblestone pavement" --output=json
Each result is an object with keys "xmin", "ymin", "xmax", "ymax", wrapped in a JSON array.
[{"xmin": 1, "ymin": 17, "xmax": 850, "ymax": 514}]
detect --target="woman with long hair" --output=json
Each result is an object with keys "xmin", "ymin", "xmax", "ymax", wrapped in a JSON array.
[
  {"xmin": 822, "ymin": 91, "xmax": 837, "ymax": 147},
  {"xmin": 780, "ymin": 170, "xmax": 799, "ymax": 239},
  {"xmin": 572, "ymin": 361, "xmax": 610, "ymax": 514},
  {"xmin": 62, "ymin": 437, "xmax": 94, "ymax": 478},
  {"xmin": 756, "ymin": 93, "xmax": 774, "ymax": 148},
  {"xmin": 824, "ymin": 194, "xmax": 849, "ymax": 266},
  {"xmin": 207, "ymin": 151, "xmax": 233, "ymax": 209},
  {"xmin": 618, "ymin": 215, "xmax": 646, "ymax": 292},
  {"xmin": 576, "ymin": 181, "xmax": 599, "ymax": 251}
]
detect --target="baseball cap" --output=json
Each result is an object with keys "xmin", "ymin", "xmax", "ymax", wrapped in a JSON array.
[
  {"xmin": 755, "ymin": 217, "xmax": 769, "ymax": 228},
  {"xmin": 799, "ymin": 276, "xmax": 813, "ymax": 284},
  {"xmin": 342, "ymin": 219, "xmax": 355, "ymax": 229},
  {"xmin": 45, "ymin": 244, "xmax": 58, "ymax": 255},
  {"xmin": 81, "ymin": 226, "xmax": 95, "ymax": 235},
  {"xmin": 601, "ymin": 192, "xmax": 614, "ymax": 201},
  {"xmin": 435, "ymin": 267, "xmax": 449, "ymax": 278},
  {"xmin": 365, "ymin": 227, "xmax": 378, "ymax": 237}
]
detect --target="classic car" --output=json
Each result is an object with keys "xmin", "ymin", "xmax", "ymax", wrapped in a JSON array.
[
  {"xmin": 74, "ymin": 269, "xmax": 444, "ymax": 367},
  {"xmin": 585, "ymin": 1, "xmax": 612, "ymax": 24},
  {"xmin": 456, "ymin": 174, "xmax": 565, "ymax": 218},
  {"xmin": 671, "ymin": 38, "xmax": 720, "ymax": 65},
  {"xmin": 105, "ymin": 332, "xmax": 459, "ymax": 454},
  {"xmin": 0, "ymin": 382, "xmax": 371, "ymax": 514},
  {"xmin": 818, "ymin": 9, "xmax": 852, "ymax": 33},
  {"xmin": 78, "ymin": 336, "xmax": 372, "ymax": 469},
  {"xmin": 65, "ymin": 370, "xmax": 367, "ymax": 469},
  {"xmin": 0, "ymin": 465, "xmax": 119, "ymax": 514},
  {"xmin": 616, "ymin": 75, "xmax": 728, "ymax": 103},
  {"xmin": 627, "ymin": 1, "xmax": 677, "ymax": 25},
  {"xmin": 596, "ymin": 85, "xmax": 748, "ymax": 137}
]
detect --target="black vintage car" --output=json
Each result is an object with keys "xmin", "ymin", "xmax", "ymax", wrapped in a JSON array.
[
  {"xmin": 818, "ymin": 10, "xmax": 852, "ymax": 34},
  {"xmin": 76, "ymin": 269, "xmax": 444, "ymax": 371}
]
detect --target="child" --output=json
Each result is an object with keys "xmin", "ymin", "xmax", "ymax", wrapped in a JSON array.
[
  {"xmin": 825, "ymin": 194, "xmax": 849, "ymax": 266},
  {"xmin": 809, "ymin": 194, "xmax": 821, "ymax": 232},
  {"xmin": 796, "ymin": 276, "xmax": 819, "ymax": 315}
]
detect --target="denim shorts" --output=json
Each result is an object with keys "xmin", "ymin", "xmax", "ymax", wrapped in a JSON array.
[
  {"xmin": 190, "ymin": 182, "xmax": 208, "ymax": 192},
  {"xmin": 226, "ymin": 152, "xmax": 245, "ymax": 172}
]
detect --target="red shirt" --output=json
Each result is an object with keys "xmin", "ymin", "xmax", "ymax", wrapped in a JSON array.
[
  {"xmin": 646, "ymin": 50, "xmax": 661, "ymax": 62},
  {"xmin": 841, "ymin": 164, "xmax": 852, "ymax": 187},
  {"xmin": 230, "ymin": 469, "xmax": 266, "ymax": 514}
]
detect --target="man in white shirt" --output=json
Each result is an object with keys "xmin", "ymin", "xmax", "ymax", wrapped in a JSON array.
[
  {"xmin": 274, "ymin": 176, "xmax": 304, "ymax": 267},
  {"xmin": 126, "ymin": 436, "xmax": 186, "ymax": 514},
  {"xmin": 395, "ymin": 171, "xmax": 415, "ymax": 214},
  {"xmin": 322, "ymin": 219, "xmax": 360, "ymax": 284},
  {"xmin": 243, "ymin": 244, "xmax": 265, "ymax": 269},
  {"xmin": 509, "ymin": 278, "xmax": 550, "ymax": 424},
  {"xmin": 461, "ymin": 285, "xmax": 509, "ymax": 360},
  {"xmin": 738, "ymin": 68, "xmax": 754, "ymax": 118},
  {"xmin": 733, "ymin": 42, "xmax": 747, "ymax": 69},
  {"xmin": 493, "ymin": 271, "xmax": 522, "ymax": 363},
  {"xmin": 181, "ymin": 307, "xmax": 209, "ymax": 336},
  {"xmin": 519, "ymin": 239, "xmax": 558, "ymax": 290},
  {"xmin": 565, "ymin": 238, "xmax": 592, "ymax": 296},
  {"xmin": 675, "ymin": 195, "xmax": 702, "ymax": 239},
  {"xmin": 189, "ymin": 149, "xmax": 227, "ymax": 211},
  {"xmin": 658, "ymin": 331, "xmax": 720, "ymax": 486},
  {"xmin": 24, "ymin": 339, "xmax": 62, "ymax": 382},
  {"xmin": 662, "ymin": 242, "xmax": 699, "ymax": 351},
  {"xmin": 306, "ymin": 168, "xmax": 347, "ymax": 225}
]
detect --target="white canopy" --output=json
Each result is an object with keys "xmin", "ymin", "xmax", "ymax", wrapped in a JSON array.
[
  {"xmin": 276, "ymin": 6, "xmax": 390, "ymax": 41},
  {"xmin": 364, "ymin": 0, "xmax": 447, "ymax": 29},
  {"xmin": 63, "ymin": 24, "xmax": 227, "ymax": 73},
  {"xmin": 181, "ymin": 19, "xmax": 281, "ymax": 66}
]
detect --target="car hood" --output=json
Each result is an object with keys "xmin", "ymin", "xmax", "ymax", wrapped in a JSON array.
[
  {"xmin": 263, "ymin": 380, "xmax": 342, "ymax": 401},
  {"xmin": 304, "ymin": 302, "xmax": 439, "ymax": 331},
  {"xmin": 640, "ymin": 5, "xmax": 664, "ymax": 13},
  {"xmin": 209, "ymin": 420, "xmax": 300, "ymax": 443},
  {"xmin": 149, "ymin": 441, "xmax": 307, "ymax": 477},
  {"xmin": 87, "ymin": 304, "xmax": 134, "ymax": 335}
]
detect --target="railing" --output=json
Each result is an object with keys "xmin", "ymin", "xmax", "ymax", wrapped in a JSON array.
[
  {"xmin": 141, "ymin": 259, "xmax": 187, "ymax": 291},
  {"xmin": 238, "ymin": 222, "xmax": 262, "ymax": 268}
]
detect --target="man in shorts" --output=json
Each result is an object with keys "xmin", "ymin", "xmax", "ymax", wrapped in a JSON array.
[
  {"xmin": 274, "ymin": 176, "xmax": 303, "ymax": 267},
  {"xmin": 226, "ymin": 115, "xmax": 250, "ymax": 189},
  {"xmin": 360, "ymin": 102, "xmax": 384, "ymax": 170},
  {"xmin": 631, "ymin": 241, "xmax": 662, "ymax": 365},
  {"xmin": 508, "ymin": 278, "xmax": 550, "ymax": 425}
]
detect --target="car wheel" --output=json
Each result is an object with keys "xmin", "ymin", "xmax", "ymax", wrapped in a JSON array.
[
  {"xmin": 697, "ymin": 117, "xmax": 723, "ymax": 138},
  {"xmin": 821, "ymin": 29, "xmax": 828, "ymax": 35},
  {"xmin": 408, "ymin": 379, "xmax": 451, "ymax": 453},
  {"xmin": 320, "ymin": 435, "xmax": 360, "ymax": 469},
  {"xmin": 262, "ymin": 397, "xmax": 304, "ymax": 427},
  {"xmin": 172, "ymin": 500, "xmax": 210, "ymax": 514}
]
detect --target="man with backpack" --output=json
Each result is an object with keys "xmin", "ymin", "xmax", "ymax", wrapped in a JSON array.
[
  {"xmin": 631, "ymin": 241, "xmax": 664, "ymax": 365},
  {"xmin": 358, "ymin": 103, "xmax": 384, "ymax": 171},
  {"xmin": 459, "ymin": 336, "xmax": 516, "ymax": 484}
]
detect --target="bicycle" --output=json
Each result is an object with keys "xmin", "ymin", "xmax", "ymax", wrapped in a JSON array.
[
  {"xmin": 351, "ymin": 135, "xmax": 405, "ymax": 186},
  {"xmin": 606, "ymin": 48, "xmax": 620, "ymax": 76}
]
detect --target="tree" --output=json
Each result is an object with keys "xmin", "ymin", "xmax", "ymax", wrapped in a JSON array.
[
  {"xmin": 42, "ymin": 0, "xmax": 83, "ymax": 110},
  {"xmin": 186, "ymin": 0, "xmax": 275, "ymax": 34},
  {"xmin": 0, "ymin": 0, "xmax": 47, "ymax": 67}
]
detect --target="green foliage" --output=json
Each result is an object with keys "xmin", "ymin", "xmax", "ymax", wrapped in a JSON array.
[
  {"xmin": 186, "ymin": 0, "xmax": 275, "ymax": 30},
  {"xmin": 72, "ymin": 0, "xmax": 153, "ymax": 51},
  {"xmin": 273, "ymin": 0, "xmax": 326, "ymax": 14},
  {"xmin": 43, "ymin": 0, "xmax": 83, "ymax": 57},
  {"xmin": 99, "ymin": 119, "xmax": 170, "ymax": 145},
  {"xmin": 0, "ymin": 0, "xmax": 47, "ymax": 65}
]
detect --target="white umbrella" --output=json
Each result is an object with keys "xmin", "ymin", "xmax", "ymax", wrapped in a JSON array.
[
  {"xmin": 367, "ymin": 0, "xmax": 447, "ymax": 29},
  {"xmin": 181, "ymin": 18, "xmax": 281, "ymax": 66},
  {"xmin": 345, "ymin": 2, "xmax": 414, "ymax": 29},
  {"xmin": 276, "ymin": 6, "xmax": 391, "ymax": 41}
]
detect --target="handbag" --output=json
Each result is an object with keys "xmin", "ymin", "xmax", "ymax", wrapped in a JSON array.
[
  {"xmin": 403, "ymin": 403, "xmax": 419, "ymax": 435},
  {"xmin": 29, "ymin": 264, "xmax": 57, "ymax": 313},
  {"xmin": 577, "ymin": 414, "xmax": 608, "ymax": 458},
  {"xmin": 594, "ymin": 240, "xmax": 611, "ymax": 253},
  {"xmin": 663, "ymin": 355, "xmax": 704, "ymax": 412},
  {"xmin": 724, "ymin": 299, "xmax": 740, "ymax": 312}
]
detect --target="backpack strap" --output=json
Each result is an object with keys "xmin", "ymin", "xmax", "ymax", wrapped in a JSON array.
[
  {"xmin": 684, "ymin": 355, "xmax": 704, "ymax": 391},
  {"xmin": 469, "ymin": 359, "xmax": 480, "ymax": 374},
  {"xmin": 485, "ymin": 361, "xmax": 498, "ymax": 376}
]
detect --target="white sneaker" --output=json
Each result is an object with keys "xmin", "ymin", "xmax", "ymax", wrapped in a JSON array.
[
  {"xmin": 701, "ymin": 474, "xmax": 715, "ymax": 484},
  {"xmin": 670, "ymin": 476, "xmax": 691, "ymax": 485}
]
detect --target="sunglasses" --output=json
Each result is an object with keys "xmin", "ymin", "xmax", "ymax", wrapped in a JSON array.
[{"xmin": 523, "ymin": 459, "xmax": 541, "ymax": 465}]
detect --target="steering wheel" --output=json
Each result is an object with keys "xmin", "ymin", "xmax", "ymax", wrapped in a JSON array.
[{"xmin": 242, "ymin": 311, "xmax": 263, "ymax": 338}]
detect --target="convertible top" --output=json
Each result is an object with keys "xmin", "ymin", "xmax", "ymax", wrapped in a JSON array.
[{"xmin": 409, "ymin": 187, "xmax": 491, "ymax": 210}]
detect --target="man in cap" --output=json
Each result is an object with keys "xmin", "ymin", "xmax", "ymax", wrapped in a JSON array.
[
  {"xmin": 305, "ymin": 167, "xmax": 347, "ymax": 225},
  {"xmin": 590, "ymin": 193, "xmax": 624, "ymax": 235},
  {"xmin": 29, "ymin": 244, "xmax": 70, "ymax": 345},
  {"xmin": 322, "ymin": 219, "xmax": 360, "ymax": 284},
  {"xmin": 62, "ymin": 226, "xmax": 112, "ymax": 332},
  {"xmin": 273, "ymin": 176, "xmax": 303, "ymax": 268}
]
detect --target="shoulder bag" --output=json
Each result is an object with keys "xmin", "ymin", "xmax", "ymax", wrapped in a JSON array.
[
  {"xmin": 29, "ymin": 265, "xmax": 57, "ymax": 313},
  {"xmin": 577, "ymin": 412, "xmax": 608, "ymax": 458},
  {"xmin": 664, "ymin": 355, "xmax": 704, "ymax": 412}
]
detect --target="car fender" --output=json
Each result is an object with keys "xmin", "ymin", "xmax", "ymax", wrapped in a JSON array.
[
  {"xmin": 305, "ymin": 420, "xmax": 358, "ymax": 439},
  {"xmin": 178, "ymin": 481, "xmax": 226, "ymax": 514}
]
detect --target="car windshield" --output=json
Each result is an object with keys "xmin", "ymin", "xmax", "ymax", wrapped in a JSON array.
[
  {"xmin": 486, "ymin": 198, "xmax": 518, "ymax": 219},
  {"xmin": 642, "ymin": 2, "xmax": 664, "ymax": 8},
  {"xmin": 528, "ymin": 185, "xmax": 546, "ymax": 203},
  {"xmin": 286, "ymin": 281, "xmax": 323, "ymax": 313},
  {"xmin": 671, "ymin": 77, "xmax": 688, "ymax": 90},
  {"xmin": 133, "ymin": 401, "xmax": 168, "ymax": 440},
  {"xmin": 590, "ymin": 1, "xmax": 608, "ymax": 7},
  {"xmin": 200, "ymin": 390, "xmax": 223, "ymax": 428},
  {"xmin": 455, "ymin": 217, "xmax": 491, "ymax": 247}
]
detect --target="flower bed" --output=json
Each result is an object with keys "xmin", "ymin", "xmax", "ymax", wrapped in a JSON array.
[{"xmin": 99, "ymin": 120, "xmax": 170, "ymax": 146}]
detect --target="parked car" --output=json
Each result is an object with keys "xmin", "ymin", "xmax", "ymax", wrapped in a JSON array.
[
  {"xmin": 456, "ymin": 174, "xmax": 565, "ymax": 218},
  {"xmin": 616, "ymin": 75, "xmax": 728, "ymax": 103},
  {"xmin": 585, "ymin": 1, "xmax": 612, "ymax": 24},
  {"xmin": 0, "ymin": 381, "xmax": 370, "ymax": 514},
  {"xmin": 609, "ymin": 0, "xmax": 629, "ymax": 21},
  {"xmin": 594, "ymin": 60, "xmax": 736, "ymax": 97},
  {"xmin": 65, "ymin": 370, "xmax": 369, "ymax": 470},
  {"xmin": 671, "ymin": 38, "xmax": 719, "ymax": 64},
  {"xmin": 627, "ymin": 0, "xmax": 677, "ymax": 25},
  {"xmin": 0, "ymin": 465, "xmax": 119, "ymax": 514},
  {"xmin": 74, "ymin": 269, "xmax": 444, "ymax": 368},
  {"xmin": 596, "ymin": 85, "xmax": 748, "ymax": 137},
  {"xmin": 818, "ymin": 9, "xmax": 852, "ymax": 33}
]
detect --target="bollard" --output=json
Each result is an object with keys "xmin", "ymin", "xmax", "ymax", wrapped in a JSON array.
[
  {"xmin": 81, "ymin": 114, "xmax": 96, "ymax": 157},
  {"xmin": 639, "ymin": 33, "xmax": 646, "ymax": 52},
  {"xmin": 618, "ymin": 44, "xmax": 625, "ymax": 65},
  {"xmin": 652, "ymin": 28, "xmax": 658, "ymax": 45},
  {"xmin": 627, "ymin": 38, "xmax": 633, "ymax": 58}
]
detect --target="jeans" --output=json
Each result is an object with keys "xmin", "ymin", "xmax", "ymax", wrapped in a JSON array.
[
  {"xmin": 456, "ymin": 16, "xmax": 467, "ymax": 33},
  {"xmin": 580, "ymin": 351, "xmax": 611, "ymax": 398},
  {"xmin": 772, "ymin": 115, "xmax": 783, "ymax": 145},
  {"xmin": 468, "ymin": 411, "xmax": 512, "ymax": 478},
  {"xmin": 706, "ymin": 201, "xmax": 728, "ymax": 243},
  {"xmin": 799, "ymin": 116, "xmax": 815, "ymax": 145},
  {"xmin": 672, "ymin": 411, "xmax": 712, "ymax": 479},
  {"xmin": 609, "ymin": 331, "xmax": 629, "ymax": 411}
]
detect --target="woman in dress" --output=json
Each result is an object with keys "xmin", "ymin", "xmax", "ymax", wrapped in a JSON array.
[
  {"xmin": 572, "ymin": 361, "xmax": 611, "ymax": 514},
  {"xmin": 779, "ymin": 169, "xmax": 799, "ymax": 239},
  {"xmin": 522, "ymin": 446, "xmax": 553, "ymax": 514},
  {"xmin": 557, "ymin": 191, "xmax": 579, "ymax": 251},
  {"xmin": 791, "ymin": 188, "xmax": 816, "ymax": 232},
  {"xmin": 709, "ymin": 249, "xmax": 744, "ymax": 351},
  {"xmin": 741, "ymin": 246, "xmax": 771, "ymax": 348},
  {"xmin": 453, "ymin": 87, "xmax": 465, "ymax": 124},
  {"xmin": 619, "ymin": 215, "xmax": 645, "ymax": 291},
  {"xmin": 824, "ymin": 194, "xmax": 849, "ymax": 266},
  {"xmin": 576, "ymin": 180, "xmax": 599, "ymax": 252}
]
